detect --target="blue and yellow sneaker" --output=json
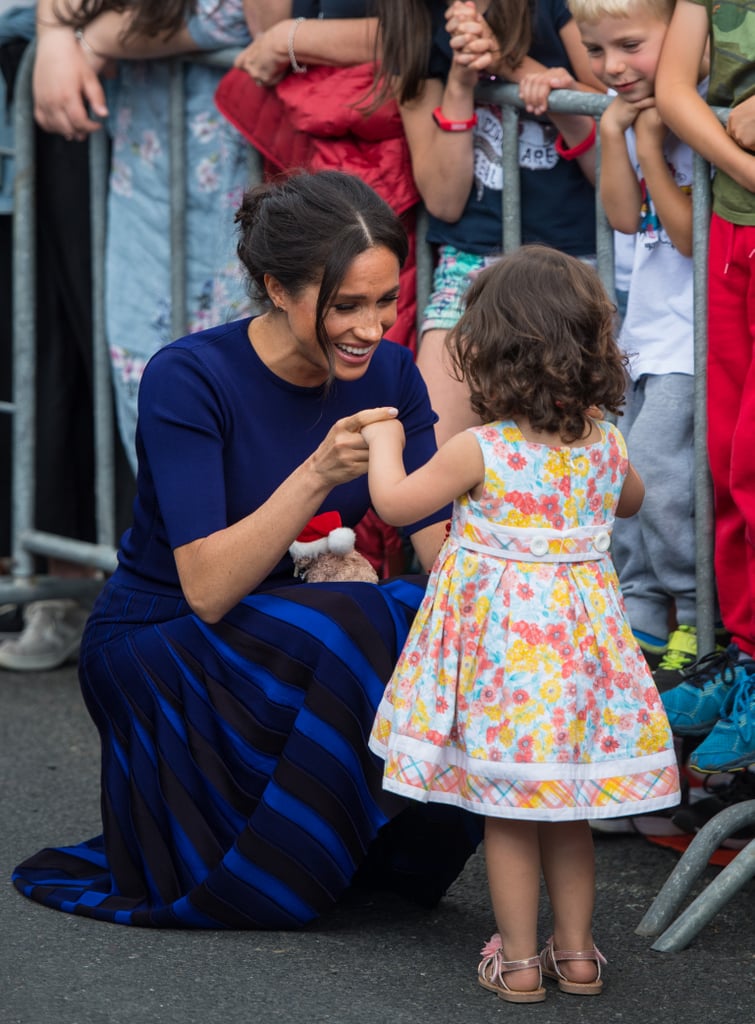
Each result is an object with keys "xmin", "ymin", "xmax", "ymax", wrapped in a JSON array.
[
  {"xmin": 688, "ymin": 673, "xmax": 755, "ymax": 773},
  {"xmin": 661, "ymin": 644, "xmax": 755, "ymax": 736},
  {"xmin": 653, "ymin": 625, "xmax": 699, "ymax": 693}
]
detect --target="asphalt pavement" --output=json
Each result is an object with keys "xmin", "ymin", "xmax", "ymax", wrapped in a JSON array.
[{"xmin": 1, "ymin": 663, "xmax": 753, "ymax": 1024}]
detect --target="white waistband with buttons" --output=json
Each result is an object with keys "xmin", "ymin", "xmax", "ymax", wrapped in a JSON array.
[{"xmin": 459, "ymin": 518, "xmax": 613, "ymax": 563}]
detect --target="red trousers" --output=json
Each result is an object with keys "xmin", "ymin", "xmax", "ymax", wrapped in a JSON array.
[{"xmin": 707, "ymin": 213, "xmax": 755, "ymax": 655}]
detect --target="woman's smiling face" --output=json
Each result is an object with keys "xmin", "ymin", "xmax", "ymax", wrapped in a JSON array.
[{"xmin": 272, "ymin": 245, "xmax": 400, "ymax": 387}]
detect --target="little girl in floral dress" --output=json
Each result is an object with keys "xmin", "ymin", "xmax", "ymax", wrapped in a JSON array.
[{"xmin": 362, "ymin": 246, "xmax": 680, "ymax": 1003}]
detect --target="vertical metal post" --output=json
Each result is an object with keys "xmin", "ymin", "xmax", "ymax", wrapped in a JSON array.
[
  {"xmin": 89, "ymin": 129, "xmax": 116, "ymax": 547},
  {"xmin": 594, "ymin": 121, "xmax": 616, "ymax": 301},
  {"xmin": 415, "ymin": 206, "xmax": 432, "ymax": 337},
  {"xmin": 11, "ymin": 43, "xmax": 36, "ymax": 582},
  {"xmin": 692, "ymin": 152, "xmax": 715, "ymax": 655},
  {"xmin": 501, "ymin": 103, "xmax": 521, "ymax": 253}
]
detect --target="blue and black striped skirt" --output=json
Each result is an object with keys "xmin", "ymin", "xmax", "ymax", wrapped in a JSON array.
[{"xmin": 12, "ymin": 575, "xmax": 481, "ymax": 927}]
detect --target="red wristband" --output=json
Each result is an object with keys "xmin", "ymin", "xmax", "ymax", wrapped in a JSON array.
[
  {"xmin": 554, "ymin": 119, "xmax": 596, "ymax": 160},
  {"xmin": 432, "ymin": 106, "xmax": 478, "ymax": 132}
]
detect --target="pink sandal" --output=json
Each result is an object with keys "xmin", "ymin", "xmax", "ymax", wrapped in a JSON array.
[
  {"xmin": 539, "ymin": 935, "xmax": 606, "ymax": 995},
  {"xmin": 478, "ymin": 933, "xmax": 547, "ymax": 1004}
]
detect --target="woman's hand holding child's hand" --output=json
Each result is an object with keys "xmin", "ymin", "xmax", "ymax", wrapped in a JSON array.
[{"xmin": 310, "ymin": 408, "xmax": 398, "ymax": 487}]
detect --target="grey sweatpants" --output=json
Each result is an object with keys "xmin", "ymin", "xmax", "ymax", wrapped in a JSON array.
[{"xmin": 612, "ymin": 373, "xmax": 696, "ymax": 639}]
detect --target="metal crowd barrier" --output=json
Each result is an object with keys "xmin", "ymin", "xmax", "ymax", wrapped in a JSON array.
[
  {"xmin": 1, "ymin": 44, "xmax": 256, "ymax": 604},
  {"xmin": 636, "ymin": 800, "xmax": 755, "ymax": 951},
  {"xmin": 0, "ymin": 53, "xmax": 716, "ymax": 658}
]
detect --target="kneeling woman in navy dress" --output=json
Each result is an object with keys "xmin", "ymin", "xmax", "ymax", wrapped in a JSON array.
[{"xmin": 13, "ymin": 171, "xmax": 479, "ymax": 927}]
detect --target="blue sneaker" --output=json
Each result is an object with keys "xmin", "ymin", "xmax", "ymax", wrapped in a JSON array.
[
  {"xmin": 689, "ymin": 673, "xmax": 755, "ymax": 773},
  {"xmin": 661, "ymin": 644, "xmax": 755, "ymax": 735}
]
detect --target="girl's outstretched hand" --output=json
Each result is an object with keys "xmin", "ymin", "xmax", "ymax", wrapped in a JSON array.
[
  {"xmin": 309, "ymin": 407, "xmax": 398, "ymax": 487},
  {"xmin": 361, "ymin": 416, "xmax": 405, "ymax": 448}
]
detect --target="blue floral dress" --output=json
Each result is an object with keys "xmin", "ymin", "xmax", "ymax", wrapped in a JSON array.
[
  {"xmin": 103, "ymin": 0, "xmax": 253, "ymax": 470},
  {"xmin": 370, "ymin": 420, "xmax": 681, "ymax": 821}
]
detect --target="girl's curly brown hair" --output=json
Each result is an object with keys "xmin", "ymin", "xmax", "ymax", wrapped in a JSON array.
[{"xmin": 447, "ymin": 245, "xmax": 627, "ymax": 443}]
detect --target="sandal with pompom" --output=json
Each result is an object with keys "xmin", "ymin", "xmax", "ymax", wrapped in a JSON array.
[
  {"xmin": 539, "ymin": 935, "xmax": 606, "ymax": 995},
  {"xmin": 478, "ymin": 933, "xmax": 547, "ymax": 1004}
]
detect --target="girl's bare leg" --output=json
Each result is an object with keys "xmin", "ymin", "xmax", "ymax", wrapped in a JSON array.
[
  {"xmin": 484, "ymin": 817, "xmax": 542, "ymax": 992},
  {"xmin": 539, "ymin": 820, "xmax": 600, "ymax": 984},
  {"xmin": 416, "ymin": 328, "xmax": 481, "ymax": 445}
]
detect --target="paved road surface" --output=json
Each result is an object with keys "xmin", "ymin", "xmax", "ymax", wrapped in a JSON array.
[{"xmin": 2, "ymin": 664, "xmax": 753, "ymax": 1024}]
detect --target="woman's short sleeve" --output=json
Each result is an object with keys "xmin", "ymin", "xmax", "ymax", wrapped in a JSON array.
[{"xmin": 136, "ymin": 346, "xmax": 230, "ymax": 550}]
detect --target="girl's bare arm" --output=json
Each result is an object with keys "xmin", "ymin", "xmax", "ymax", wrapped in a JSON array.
[
  {"xmin": 616, "ymin": 461, "xmax": 645, "ymax": 518},
  {"xmin": 365, "ymin": 421, "xmax": 484, "ymax": 526}
]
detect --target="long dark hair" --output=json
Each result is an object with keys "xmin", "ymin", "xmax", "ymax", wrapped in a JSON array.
[
  {"xmin": 376, "ymin": 0, "xmax": 534, "ymax": 105},
  {"xmin": 235, "ymin": 171, "xmax": 408, "ymax": 382},
  {"xmin": 447, "ymin": 245, "xmax": 627, "ymax": 442},
  {"xmin": 55, "ymin": 0, "xmax": 198, "ymax": 40}
]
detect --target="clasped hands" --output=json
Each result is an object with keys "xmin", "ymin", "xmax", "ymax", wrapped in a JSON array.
[
  {"xmin": 446, "ymin": 1, "xmax": 501, "ymax": 76},
  {"xmin": 311, "ymin": 407, "xmax": 403, "ymax": 487}
]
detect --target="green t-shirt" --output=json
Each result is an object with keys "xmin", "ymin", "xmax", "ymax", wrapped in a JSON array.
[{"xmin": 693, "ymin": 0, "xmax": 755, "ymax": 223}]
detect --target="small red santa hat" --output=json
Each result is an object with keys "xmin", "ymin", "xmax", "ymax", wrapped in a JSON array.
[{"xmin": 289, "ymin": 511, "xmax": 357, "ymax": 561}]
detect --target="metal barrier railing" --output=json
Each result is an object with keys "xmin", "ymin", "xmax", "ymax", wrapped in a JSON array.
[
  {"xmin": 0, "ymin": 54, "xmax": 719, "ymax": 654},
  {"xmin": 1, "ymin": 44, "xmax": 258, "ymax": 604}
]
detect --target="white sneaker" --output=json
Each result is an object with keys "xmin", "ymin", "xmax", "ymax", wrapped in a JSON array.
[{"xmin": 0, "ymin": 599, "xmax": 89, "ymax": 671}]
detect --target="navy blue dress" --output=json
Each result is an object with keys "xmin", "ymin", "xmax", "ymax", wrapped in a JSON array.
[{"xmin": 12, "ymin": 320, "xmax": 480, "ymax": 927}]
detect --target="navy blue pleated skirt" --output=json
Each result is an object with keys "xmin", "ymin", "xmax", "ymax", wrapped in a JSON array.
[{"xmin": 12, "ymin": 575, "xmax": 481, "ymax": 927}]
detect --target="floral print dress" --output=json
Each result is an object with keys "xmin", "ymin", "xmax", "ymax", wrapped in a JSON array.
[
  {"xmin": 103, "ymin": 0, "xmax": 253, "ymax": 471},
  {"xmin": 369, "ymin": 420, "xmax": 681, "ymax": 821}
]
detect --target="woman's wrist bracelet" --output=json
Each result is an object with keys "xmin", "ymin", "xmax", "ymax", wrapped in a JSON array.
[
  {"xmin": 288, "ymin": 17, "xmax": 308, "ymax": 74},
  {"xmin": 554, "ymin": 119, "xmax": 596, "ymax": 160},
  {"xmin": 75, "ymin": 28, "xmax": 106, "ymax": 60},
  {"xmin": 432, "ymin": 106, "xmax": 478, "ymax": 132}
]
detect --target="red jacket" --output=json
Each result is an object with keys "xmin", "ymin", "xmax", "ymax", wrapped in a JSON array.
[{"xmin": 215, "ymin": 63, "xmax": 419, "ymax": 352}]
